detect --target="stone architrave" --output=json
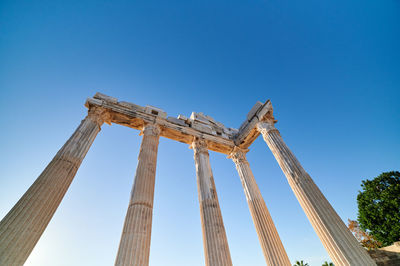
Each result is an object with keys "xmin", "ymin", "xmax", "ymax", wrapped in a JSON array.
[
  {"xmin": 0, "ymin": 107, "xmax": 110, "ymax": 266},
  {"xmin": 257, "ymin": 120, "xmax": 376, "ymax": 266},
  {"xmin": 115, "ymin": 123, "xmax": 161, "ymax": 266},
  {"xmin": 192, "ymin": 138, "xmax": 233, "ymax": 266},
  {"xmin": 229, "ymin": 147, "xmax": 291, "ymax": 266}
]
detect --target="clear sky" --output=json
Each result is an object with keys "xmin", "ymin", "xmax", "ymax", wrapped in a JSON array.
[{"xmin": 0, "ymin": 0, "xmax": 399, "ymax": 265}]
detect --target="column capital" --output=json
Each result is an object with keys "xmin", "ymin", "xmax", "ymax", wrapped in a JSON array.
[
  {"xmin": 140, "ymin": 123, "xmax": 161, "ymax": 137},
  {"xmin": 228, "ymin": 147, "xmax": 249, "ymax": 165},
  {"xmin": 88, "ymin": 107, "xmax": 111, "ymax": 126},
  {"xmin": 190, "ymin": 138, "xmax": 208, "ymax": 155},
  {"xmin": 257, "ymin": 120, "xmax": 279, "ymax": 135}
]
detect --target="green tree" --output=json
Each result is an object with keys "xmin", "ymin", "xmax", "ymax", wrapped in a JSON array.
[
  {"xmin": 357, "ymin": 171, "xmax": 400, "ymax": 246},
  {"xmin": 293, "ymin": 260, "xmax": 309, "ymax": 266},
  {"xmin": 322, "ymin": 261, "xmax": 334, "ymax": 266}
]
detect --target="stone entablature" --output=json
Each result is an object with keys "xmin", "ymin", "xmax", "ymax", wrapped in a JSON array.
[{"xmin": 85, "ymin": 92, "xmax": 273, "ymax": 154}]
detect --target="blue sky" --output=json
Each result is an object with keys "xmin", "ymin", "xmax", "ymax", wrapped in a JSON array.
[{"xmin": 0, "ymin": 0, "xmax": 399, "ymax": 265}]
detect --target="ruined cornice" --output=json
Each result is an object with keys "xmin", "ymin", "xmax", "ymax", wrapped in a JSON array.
[
  {"xmin": 85, "ymin": 92, "xmax": 274, "ymax": 154},
  {"xmin": 85, "ymin": 93, "xmax": 235, "ymax": 154},
  {"xmin": 233, "ymin": 100, "xmax": 274, "ymax": 149}
]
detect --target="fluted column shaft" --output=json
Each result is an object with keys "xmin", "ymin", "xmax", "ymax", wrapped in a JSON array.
[
  {"xmin": 229, "ymin": 147, "xmax": 291, "ymax": 266},
  {"xmin": 192, "ymin": 138, "xmax": 232, "ymax": 266},
  {"xmin": 115, "ymin": 124, "xmax": 161, "ymax": 266},
  {"xmin": 257, "ymin": 121, "xmax": 376, "ymax": 266},
  {"xmin": 0, "ymin": 107, "xmax": 109, "ymax": 266}
]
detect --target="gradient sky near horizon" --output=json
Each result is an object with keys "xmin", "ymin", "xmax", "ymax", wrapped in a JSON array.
[{"xmin": 0, "ymin": 0, "xmax": 399, "ymax": 265}]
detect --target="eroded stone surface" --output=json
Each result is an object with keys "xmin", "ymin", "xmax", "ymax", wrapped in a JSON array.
[
  {"xmin": 115, "ymin": 124, "xmax": 160, "ymax": 266},
  {"xmin": 191, "ymin": 138, "xmax": 233, "ymax": 266},
  {"xmin": 229, "ymin": 147, "xmax": 291, "ymax": 266},
  {"xmin": 0, "ymin": 107, "xmax": 109, "ymax": 266},
  {"xmin": 257, "ymin": 119, "xmax": 376, "ymax": 266}
]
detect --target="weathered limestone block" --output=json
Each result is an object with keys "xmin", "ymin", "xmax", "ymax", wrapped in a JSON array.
[
  {"xmin": 191, "ymin": 121, "xmax": 215, "ymax": 135},
  {"xmin": 192, "ymin": 138, "xmax": 233, "ymax": 266},
  {"xmin": 94, "ymin": 92, "xmax": 118, "ymax": 103},
  {"xmin": 190, "ymin": 112, "xmax": 226, "ymax": 129},
  {"xmin": 144, "ymin": 105, "xmax": 167, "ymax": 118},
  {"xmin": 214, "ymin": 121, "xmax": 226, "ymax": 129},
  {"xmin": 223, "ymin": 127, "xmax": 238, "ymax": 135},
  {"xmin": 257, "ymin": 120, "xmax": 376, "ymax": 266},
  {"xmin": 167, "ymin": 116, "xmax": 186, "ymax": 126},
  {"xmin": 380, "ymin": 242, "xmax": 400, "ymax": 253},
  {"xmin": 0, "ymin": 107, "xmax": 110, "ymax": 266},
  {"xmin": 368, "ymin": 249, "xmax": 400, "ymax": 266},
  {"xmin": 177, "ymin": 114, "xmax": 188, "ymax": 121},
  {"xmin": 189, "ymin": 112, "xmax": 235, "ymax": 138},
  {"xmin": 85, "ymin": 97, "xmax": 103, "ymax": 107},
  {"xmin": 254, "ymin": 101, "xmax": 272, "ymax": 121},
  {"xmin": 118, "ymin": 101, "xmax": 146, "ymax": 113},
  {"xmin": 203, "ymin": 114, "xmax": 219, "ymax": 126},
  {"xmin": 238, "ymin": 120, "xmax": 249, "ymax": 134},
  {"xmin": 246, "ymin": 101, "xmax": 263, "ymax": 121},
  {"xmin": 233, "ymin": 100, "xmax": 272, "ymax": 148},
  {"xmin": 229, "ymin": 147, "xmax": 291, "ymax": 266},
  {"xmin": 115, "ymin": 124, "xmax": 161, "ymax": 266},
  {"xmin": 190, "ymin": 112, "xmax": 212, "ymax": 125}
]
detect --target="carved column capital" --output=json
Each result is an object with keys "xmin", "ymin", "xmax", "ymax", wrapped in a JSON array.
[
  {"xmin": 141, "ymin": 123, "xmax": 161, "ymax": 137},
  {"xmin": 88, "ymin": 107, "xmax": 111, "ymax": 126},
  {"xmin": 257, "ymin": 120, "xmax": 278, "ymax": 135},
  {"xmin": 191, "ymin": 138, "xmax": 208, "ymax": 156},
  {"xmin": 228, "ymin": 147, "xmax": 249, "ymax": 165}
]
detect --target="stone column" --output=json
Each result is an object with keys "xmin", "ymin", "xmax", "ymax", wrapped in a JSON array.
[
  {"xmin": 229, "ymin": 147, "xmax": 291, "ymax": 266},
  {"xmin": 0, "ymin": 107, "xmax": 110, "ymax": 266},
  {"xmin": 115, "ymin": 123, "xmax": 161, "ymax": 266},
  {"xmin": 257, "ymin": 120, "xmax": 376, "ymax": 266},
  {"xmin": 191, "ymin": 138, "xmax": 232, "ymax": 266}
]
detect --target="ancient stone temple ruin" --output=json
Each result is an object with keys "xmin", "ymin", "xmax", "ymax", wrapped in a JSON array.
[{"xmin": 0, "ymin": 93, "xmax": 376, "ymax": 266}]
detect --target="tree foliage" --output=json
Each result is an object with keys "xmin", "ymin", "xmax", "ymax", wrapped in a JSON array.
[
  {"xmin": 348, "ymin": 219, "xmax": 382, "ymax": 250},
  {"xmin": 357, "ymin": 171, "xmax": 400, "ymax": 246},
  {"xmin": 322, "ymin": 262, "xmax": 334, "ymax": 266},
  {"xmin": 293, "ymin": 261, "xmax": 309, "ymax": 266}
]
